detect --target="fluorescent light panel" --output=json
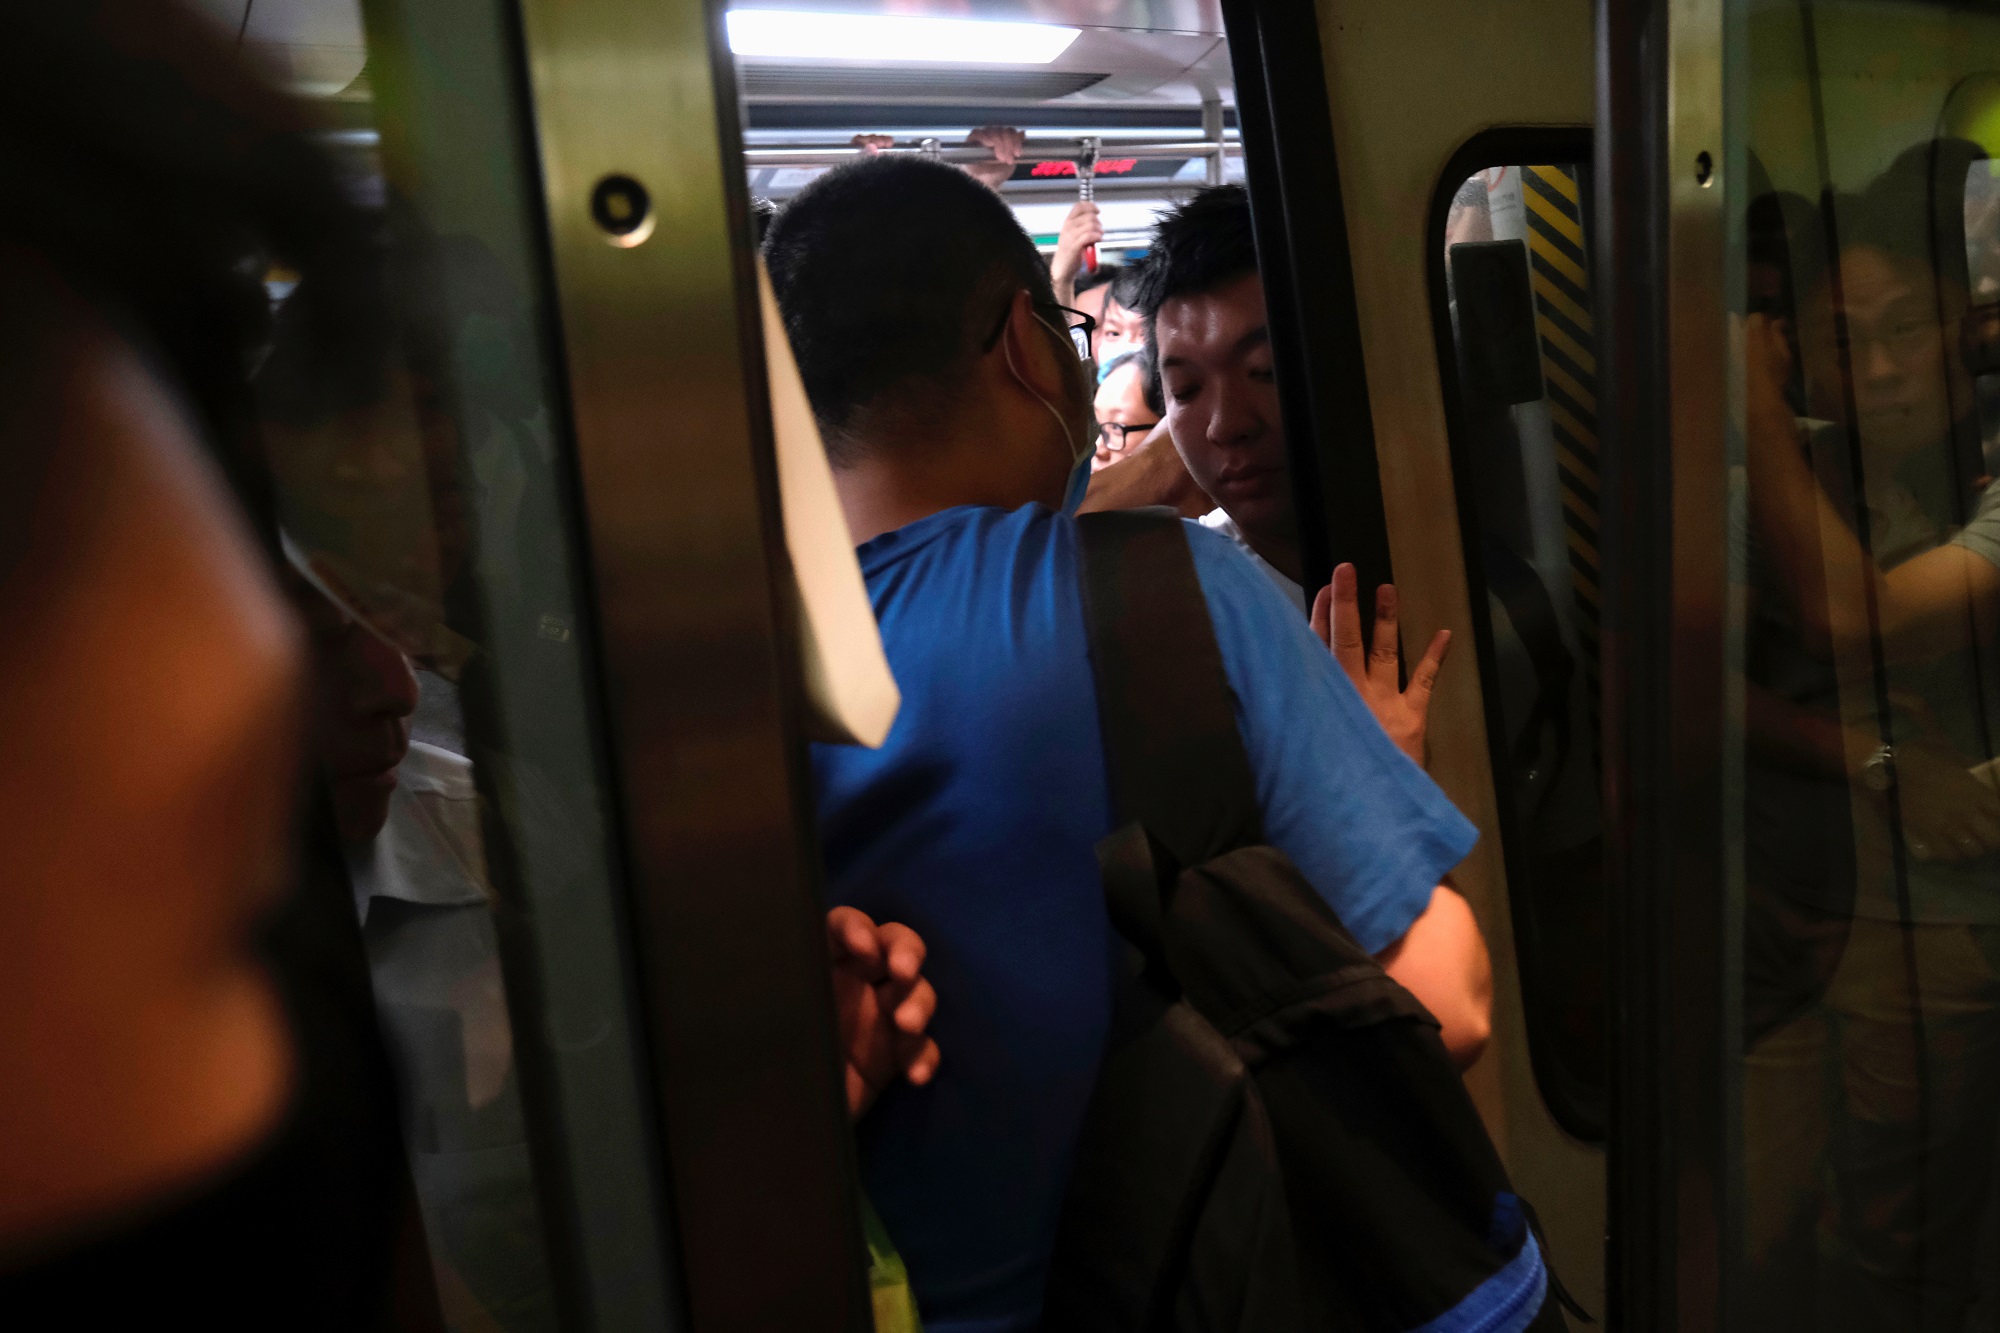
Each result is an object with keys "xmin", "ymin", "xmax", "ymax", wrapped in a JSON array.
[{"xmin": 725, "ymin": 10, "xmax": 1080, "ymax": 64}]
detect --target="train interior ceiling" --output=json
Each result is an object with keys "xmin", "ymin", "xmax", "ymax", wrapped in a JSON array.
[{"xmin": 200, "ymin": 0, "xmax": 1241, "ymax": 264}]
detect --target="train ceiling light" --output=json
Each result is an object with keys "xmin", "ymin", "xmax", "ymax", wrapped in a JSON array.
[{"xmin": 724, "ymin": 10, "xmax": 1081, "ymax": 64}]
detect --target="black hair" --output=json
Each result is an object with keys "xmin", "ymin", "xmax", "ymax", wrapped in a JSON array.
[
  {"xmin": 1075, "ymin": 262, "xmax": 1119, "ymax": 296},
  {"xmin": 750, "ymin": 196, "xmax": 778, "ymax": 246},
  {"xmin": 1100, "ymin": 346, "xmax": 1165, "ymax": 418},
  {"xmin": 763, "ymin": 155, "xmax": 1053, "ymax": 462},
  {"xmin": 1107, "ymin": 264, "xmax": 1147, "ymax": 314},
  {"xmin": 1141, "ymin": 340, "xmax": 1165, "ymax": 417},
  {"xmin": 1793, "ymin": 139, "xmax": 1990, "ymax": 298},
  {"xmin": 1746, "ymin": 189, "xmax": 1819, "ymax": 318},
  {"xmin": 1127, "ymin": 184, "xmax": 1259, "ymax": 323}
]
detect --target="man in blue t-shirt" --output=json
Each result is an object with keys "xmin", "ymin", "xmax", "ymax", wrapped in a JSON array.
[{"xmin": 766, "ymin": 157, "xmax": 1491, "ymax": 1333}]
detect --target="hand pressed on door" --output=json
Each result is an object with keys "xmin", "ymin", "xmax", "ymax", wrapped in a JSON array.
[{"xmin": 1313, "ymin": 562, "xmax": 1452, "ymax": 766}]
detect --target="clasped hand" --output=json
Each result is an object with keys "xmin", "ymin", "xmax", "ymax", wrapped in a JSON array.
[{"xmin": 826, "ymin": 906, "xmax": 940, "ymax": 1120}]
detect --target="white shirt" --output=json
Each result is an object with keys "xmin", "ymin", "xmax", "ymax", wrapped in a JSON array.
[
  {"xmin": 346, "ymin": 740, "xmax": 491, "ymax": 923},
  {"xmin": 1199, "ymin": 508, "xmax": 1308, "ymax": 612}
]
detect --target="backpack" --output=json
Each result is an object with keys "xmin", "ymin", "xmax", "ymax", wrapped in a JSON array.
[{"xmin": 1040, "ymin": 508, "xmax": 1577, "ymax": 1333}]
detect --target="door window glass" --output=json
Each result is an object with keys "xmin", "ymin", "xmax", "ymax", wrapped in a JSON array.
[
  {"xmin": 1436, "ymin": 158, "xmax": 1606, "ymax": 1139},
  {"xmin": 1729, "ymin": 5, "xmax": 2000, "ymax": 1325},
  {"xmin": 219, "ymin": 0, "xmax": 679, "ymax": 1325}
]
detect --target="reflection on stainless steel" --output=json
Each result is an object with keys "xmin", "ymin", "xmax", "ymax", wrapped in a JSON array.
[
  {"xmin": 1661, "ymin": 0, "xmax": 1729, "ymax": 1326},
  {"xmin": 515, "ymin": 0, "xmax": 869, "ymax": 1327},
  {"xmin": 720, "ymin": 0, "xmax": 1228, "ymax": 38},
  {"xmin": 264, "ymin": 0, "xmax": 698, "ymax": 1324}
]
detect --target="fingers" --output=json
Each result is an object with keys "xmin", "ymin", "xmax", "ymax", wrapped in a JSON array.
[
  {"xmin": 890, "ymin": 975, "xmax": 937, "ymax": 1040},
  {"xmin": 966, "ymin": 125, "xmax": 1025, "ymax": 161},
  {"xmin": 1370, "ymin": 582, "xmax": 1402, "ymax": 679},
  {"xmin": 1408, "ymin": 628, "xmax": 1452, "ymax": 696},
  {"xmin": 1310, "ymin": 582, "xmax": 1333, "ymax": 649},
  {"xmin": 1328, "ymin": 563, "xmax": 1365, "ymax": 674},
  {"xmin": 900, "ymin": 1036, "xmax": 941, "ymax": 1088},
  {"xmin": 876, "ymin": 921, "xmax": 928, "ymax": 986},
  {"xmin": 824, "ymin": 905, "xmax": 884, "ymax": 978}
]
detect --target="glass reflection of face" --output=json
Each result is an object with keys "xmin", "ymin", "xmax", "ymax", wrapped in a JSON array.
[
  {"xmin": 1155, "ymin": 272, "xmax": 1290, "ymax": 538},
  {"xmin": 263, "ymin": 364, "xmax": 465, "ymax": 666},
  {"xmin": 1096, "ymin": 296, "xmax": 1147, "ymax": 366},
  {"xmin": 1803, "ymin": 245, "xmax": 1967, "ymax": 464},
  {"xmin": 289, "ymin": 574, "xmax": 418, "ymax": 845},
  {"xmin": 1092, "ymin": 357, "xmax": 1159, "ymax": 471}
]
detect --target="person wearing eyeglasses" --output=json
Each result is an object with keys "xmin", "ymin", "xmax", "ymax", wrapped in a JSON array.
[
  {"xmin": 1090, "ymin": 348, "xmax": 1161, "ymax": 471},
  {"xmin": 764, "ymin": 153, "xmax": 1488, "ymax": 1333}
]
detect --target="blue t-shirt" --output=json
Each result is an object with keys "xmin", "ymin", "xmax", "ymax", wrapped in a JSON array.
[{"xmin": 813, "ymin": 504, "xmax": 1479, "ymax": 1333}]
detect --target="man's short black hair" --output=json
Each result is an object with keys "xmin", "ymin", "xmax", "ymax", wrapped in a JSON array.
[
  {"xmin": 1075, "ymin": 262, "xmax": 1119, "ymax": 297},
  {"xmin": 1127, "ymin": 184, "xmax": 1260, "ymax": 321},
  {"xmin": 764, "ymin": 155, "xmax": 1053, "ymax": 462},
  {"xmin": 1107, "ymin": 264, "xmax": 1147, "ymax": 314}
]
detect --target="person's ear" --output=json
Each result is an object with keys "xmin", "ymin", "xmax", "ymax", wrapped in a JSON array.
[{"xmin": 999, "ymin": 289, "xmax": 1069, "ymax": 401}]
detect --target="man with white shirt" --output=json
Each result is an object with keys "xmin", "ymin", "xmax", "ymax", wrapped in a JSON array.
[{"xmin": 293, "ymin": 562, "xmax": 940, "ymax": 1324}]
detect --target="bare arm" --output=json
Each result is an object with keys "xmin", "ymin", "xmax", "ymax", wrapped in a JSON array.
[
  {"xmin": 1049, "ymin": 200, "xmax": 1103, "ymax": 309},
  {"xmin": 1078, "ymin": 424, "xmax": 1211, "ymax": 517},
  {"xmin": 1375, "ymin": 884, "xmax": 1492, "ymax": 1069}
]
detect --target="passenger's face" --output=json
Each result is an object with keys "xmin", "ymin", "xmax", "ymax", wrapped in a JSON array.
[
  {"xmin": 1096, "ymin": 297, "xmax": 1146, "ymax": 366},
  {"xmin": 1074, "ymin": 281, "xmax": 1111, "ymax": 328},
  {"xmin": 1154, "ymin": 273, "xmax": 1290, "ymax": 537},
  {"xmin": 294, "ymin": 578, "xmax": 418, "ymax": 844},
  {"xmin": 1803, "ymin": 246, "xmax": 1965, "ymax": 463},
  {"xmin": 2, "ymin": 316, "xmax": 300, "ymax": 1248},
  {"xmin": 1092, "ymin": 359, "xmax": 1159, "ymax": 470}
]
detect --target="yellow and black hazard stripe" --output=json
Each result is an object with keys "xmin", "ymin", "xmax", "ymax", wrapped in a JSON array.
[{"xmin": 1521, "ymin": 164, "xmax": 1600, "ymax": 736}]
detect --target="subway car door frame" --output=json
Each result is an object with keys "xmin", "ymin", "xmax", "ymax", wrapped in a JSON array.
[
  {"xmin": 513, "ymin": 0, "xmax": 869, "ymax": 1327},
  {"xmin": 1221, "ymin": 0, "xmax": 1397, "ymax": 600},
  {"xmin": 1597, "ymin": 0, "xmax": 1730, "ymax": 1326}
]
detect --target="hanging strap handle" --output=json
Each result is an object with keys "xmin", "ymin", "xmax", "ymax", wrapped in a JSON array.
[{"xmin": 1076, "ymin": 508, "xmax": 1262, "ymax": 872}]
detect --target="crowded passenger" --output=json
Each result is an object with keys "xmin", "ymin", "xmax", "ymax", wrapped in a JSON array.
[
  {"xmin": 1090, "ymin": 346, "xmax": 1161, "ymax": 470},
  {"xmin": 1121, "ymin": 184, "xmax": 1453, "ymax": 760},
  {"xmin": 1739, "ymin": 142, "xmax": 2000, "ymax": 1330},
  {"xmin": 1093, "ymin": 263, "xmax": 1150, "ymax": 368},
  {"xmin": 1, "ymin": 7, "xmax": 945, "ymax": 1320},
  {"xmin": 1071, "ymin": 259, "xmax": 1120, "ymax": 327},
  {"xmin": 0, "ymin": 4, "xmax": 421, "ymax": 1317},
  {"xmin": 765, "ymin": 153, "xmax": 1490, "ymax": 1333}
]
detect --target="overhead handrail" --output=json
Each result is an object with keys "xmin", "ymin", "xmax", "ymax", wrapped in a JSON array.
[{"xmin": 741, "ymin": 136, "xmax": 1241, "ymax": 168}]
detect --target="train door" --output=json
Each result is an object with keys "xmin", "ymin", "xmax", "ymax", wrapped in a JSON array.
[
  {"xmin": 724, "ymin": 0, "xmax": 1616, "ymax": 1320},
  {"xmin": 201, "ymin": 0, "xmax": 866, "ymax": 1326},
  {"xmin": 1281, "ymin": 0, "xmax": 1608, "ymax": 1314},
  {"xmin": 205, "ymin": 0, "xmax": 1610, "ymax": 1326},
  {"xmin": 1605, "ymin": 0, "xmax": 2000, "ymax": 1328}
]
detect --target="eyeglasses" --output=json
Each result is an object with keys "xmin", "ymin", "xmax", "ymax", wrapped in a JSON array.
[
  {"xmin": 1096, "ymin": 419, "xmax": 1159, "ymax": 450},
  {"xmin": 982, "ymin": 296, "xmax": 1098, "ymax": 361}
]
